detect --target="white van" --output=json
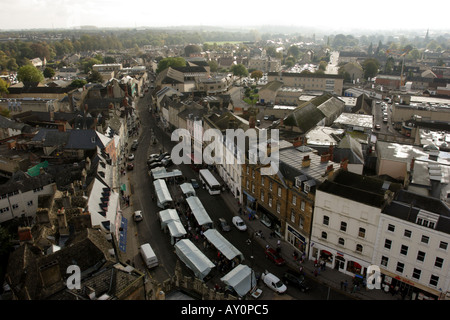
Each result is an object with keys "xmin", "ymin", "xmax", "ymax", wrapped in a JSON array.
[
  {"xmin": 139, "ymin": 243, "xmax": 159, "ymax": 269},
  {"xmin": 261, "ymin": 272, "xmax": 287, "ymax": 294}
]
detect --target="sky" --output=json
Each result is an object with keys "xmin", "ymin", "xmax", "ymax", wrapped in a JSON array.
[{"xmin": 0, "ymin": 0, "xmax": 449, "ymax": 32}]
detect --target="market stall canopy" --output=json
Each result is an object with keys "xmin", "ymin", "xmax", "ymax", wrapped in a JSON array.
[
  {"xmin": 180, "ymin": 182, "xmax": 196, "ymax": 197},
  {"xmin": 174, "ymin": 239, "xmax": 215, "ymax": 281},
  {"xmin": 203, "ymin": 229, "xmax": 244, "ymax": 261},
  {"xmin": 151, "ymin": 167, "xmax": 183, "ymax": 180},
  {"xmin": 153, "ymin": 179, "xmax": 173, "ymax": 208},
  {"xmin": 167, "ymin": 220, "xmax": 187, "ymax": 238},
  {"xmin": 220, "ymin": 264, "xmax": 256, "ymax": 297},
  {"xmin": 158, "ymin": 208, "xmax": 180, "ymax": 228},
  {"xmin": 186, "ymin": 196, "xmax": 212, "ymax": 226}
]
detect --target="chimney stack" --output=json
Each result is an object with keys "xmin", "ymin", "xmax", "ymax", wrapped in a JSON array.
[
  {"xmin": 321, "ymin": 153, "xmax": 330, "ymax": 163},
  {"xmin": 340, "ymin": 159, "xmax": 349, "ymax": 171},
  {"xmin": 302, "ymin": 155, "xmax": 311, "ymax": 167},
  {"xmin": 326, "ymin": 164, "xmax": 334, "ymax": 178}
]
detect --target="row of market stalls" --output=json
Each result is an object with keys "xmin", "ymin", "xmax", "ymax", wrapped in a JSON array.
[{"xmin": 150, "ymin": 165, "xmax": 260, "ymax": 297}]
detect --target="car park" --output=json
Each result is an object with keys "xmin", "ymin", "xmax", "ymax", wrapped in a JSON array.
[
  {"xmin": 265, "ymin": 248, "xmax": 286, "ymax": 266},
  {"xmin": 232, "ymin": 216, "xmax": 247, "ymax": 231},
  {"xmin": 134, "ymin": 210, "xmax": 143, "ymax": 222},
  {"xmin": 217, "ymin": 218, "xmax": 231, "ymax": 232},
  {"xmin": 261, "ymin": 272, "xmax": 287, "ymax": 294},
  {"xmin": 282, "ymin": 270, "xmax": 310, "ymax": 292}
]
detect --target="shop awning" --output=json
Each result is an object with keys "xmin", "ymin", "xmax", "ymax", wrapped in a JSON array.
[
  {"xmin": 204, "ymin": 229, "xmax": 244, "ymax": 261},
  {"xmin": 174, "ymin": 239, "xmax": 215, "ymax": 281}
]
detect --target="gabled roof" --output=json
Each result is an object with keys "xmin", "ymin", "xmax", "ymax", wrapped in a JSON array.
[
  {"xmin": 283, "ymin": 103, "xmax": 325, "ymax": 133},
  {"xmin": 158, "ymin": 67, "xmax": 184, "ymax": 84}
]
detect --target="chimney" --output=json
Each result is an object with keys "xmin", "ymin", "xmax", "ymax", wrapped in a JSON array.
[
  {"xmin": 328, "ymin": 145, "xmax": 334, "ymax": 160},
  {"xmin": 18, "ymin": 226, "xmax": 33, "ymax": 242},
  {"xmin": 321, "ymin": 153, "xmax": 330, "ymax": 163},
  {"xmin": 57, "ymin": 123, "xmax": 66, "ymax": 132},
  {"xmin": 57, "ymin": 208, "xmax": 69, "ymax": 237},
  {"xmin": 302, "ymin": 155, "xmax": 311, "ymax": 167},
  {"xmin": 326, "ymin": 164, "xmax": 334, "ymax": 178},
  {"xmin": 249, "ymin": 116, "xmax": 256, "ymax": 129},
  {"xmin": 340, "ymin": 159, "xmax": 349, "ymax": 171},
  {"xmin": 410, "ymin": 157, "xmax": 415, "ymax": 172}
]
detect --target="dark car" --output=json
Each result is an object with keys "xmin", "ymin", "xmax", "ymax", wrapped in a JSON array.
[
  {"xmin": 282, "ymin": 270, "xmax": 310, "ymax": 292},
  {"xmin": 191, "ymin": 178, "xmax": 199, "ymax": 189},
  {"xmin": 148, "ymin": 161, "xmax": 163, "ymax": 169},
  {"xmin": 158, "ymin": 152, "xmax": 170, "ymax": 161},
  {"xmin": 131, "ymin": 140, "xmax": 139, "ymax": 151},
  {"xmin": 217, "ymin": 218, "xmax": 231, "ymax": 232},
  {"xmin": 126, "ymin": 163, "xmax": 134, "ymax": 171},
  {"xmin": 265, "ymin": 248, "xmax": 286, "ymax": 266}
]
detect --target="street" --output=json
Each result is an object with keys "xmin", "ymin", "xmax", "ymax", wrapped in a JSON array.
[{"xmin": 123, "ymin": 81, "xmax": 351, "ymax": 300}]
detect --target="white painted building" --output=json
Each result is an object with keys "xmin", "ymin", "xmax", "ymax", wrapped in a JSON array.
[
  {"xmin": 374, "ymin": 190, "xmax": 450, "ymax": 300},
  {"xmin": 310, "ymin": 170, "xmax": 398, "ymax": 278}
]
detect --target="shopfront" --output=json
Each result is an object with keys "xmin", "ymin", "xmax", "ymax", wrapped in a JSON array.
[
  {"xmin": 257, "ymin": 203, "xmax": 282, "ymax": 237},
  {"xmin": 243, "ymin": 191, "xmax": 257, "ymax": 216},
  {"xmin": 286, "ymin": 225, "xmax": 307, "ymax": 255}
]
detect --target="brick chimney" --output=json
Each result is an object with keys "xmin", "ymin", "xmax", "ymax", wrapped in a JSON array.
[
  {"xmin": 18, "ymin": 226, "xmax": 33, "ymax": 242},
  {"xmin": 410, "ymin": 157, "xmax": 415, "ymax": 172},
  {"xmin": 302, "ymin": 155, "xmax": 311, "ymax": 167},
  {"xmin": 321, "ymin": 153, "xmax": 330, "ymax": 163},
  {"xmin": 326, "ymin": 164, "xmax": 334, "ymax": 178},
  {"xmin": 340, "ymin": 159, "xmax": 349, "ymax": 171},
  {"xmin": 57, "ymin": 123, "xmax": 66, "ymax": 132}
]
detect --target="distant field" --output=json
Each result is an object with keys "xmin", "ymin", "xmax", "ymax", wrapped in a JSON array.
[{"xmin": 204, "ymin": 41, "xmax": 245, "ymax": 45}]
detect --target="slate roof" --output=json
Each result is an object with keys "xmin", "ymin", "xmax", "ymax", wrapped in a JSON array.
[
  {"xmin": 283, "ymin": 102, "xmax": 325, "ymax": 133},
  {"xmin": 0, "ymin": 170, "xmax": 54, "ymax": 197},
  {"xmin": 31, "ymin": 128, "xmax": 106, "ymax": 150}
]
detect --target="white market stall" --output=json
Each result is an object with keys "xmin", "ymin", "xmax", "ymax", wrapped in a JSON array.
[
  {"xmin": 174, "ymin": 239, "xmax": 215, "ymax": 281},
  {"xmin": 167, "ymin": 220, "xmax": 187, "ymax": 244},
  {"xmin": 153, "ymin": 179, "xmax": 173, "ymax": 208},
  {"xmin": 158, "ymin": 209, "xmax": 180, "ymax": 229},
  {"xmin": 158, "ymin": 208, "xmax": 186, "ymax": 244},
  {"xmin": 151, "ymin": 167, "xmax": 183, "ymax": 180},
  {"xmin": 203, "ymin": 229, "xmax": 244, "ymax": 262},
  {"xmin": 220, "ymin": 264, "xmax": 258, "ymax": 298},
  {"xmin": 186, "ymin": 196, "xmax": 213, "ymax": 229},
  {"xmin": 180, "ymin": 182, "xmax": 196, "ymax": 198}
]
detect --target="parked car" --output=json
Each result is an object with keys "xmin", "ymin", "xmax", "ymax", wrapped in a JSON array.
[
  {"xmin": 383, "ymin": 117, "xmax": 388, "ymax": 123},
  {"xmin": 191, "ymin": 178, "xmax": 199, "ymax": 189},
  {"xmin": 261, "ymin": 272, "xmax": 287, "ymax": 294},
  {"xmin": 282, "ymin": 270, "xmax": 310, "ymax": 292},
  {"xmin": 148, "ymin": 161, "xmax": 163, "ymax": 169},
  {"xmin": 158, "ymin": 152, "xmax": 170, "ymax": 161},
  {"xmin": 265, "ymin": 248, "xmax": 286, "ymax": 266},
  {"xmin": 217, "ymin": 218, "xmax": 231, "ymax": 232},
  {"xmin": 131, "ymin": 140, "xmax": 139, "ymax": 151},
  {"xmin": 126, "ymin": 163, "xmax": 134, "ymax": 171},
  {"xmin": 375, "ymin": 124, "xmax": 381, "ymax": 130},
  {"xmin": 128, "ymin": 154, "xmax": 135, "ymax": 161},
  {"xmin": 232, "ymin": 216, "xmax": 247, "ymax": 231},
  {"xmin": 162, "ymin": 156, "xmax": 172, "ymax": 167},
  {"xmin": 134, "ymin": 210, "xmax": 143, "ymax": 222}
]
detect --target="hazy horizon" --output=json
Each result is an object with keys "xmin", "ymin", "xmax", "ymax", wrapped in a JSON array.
[{"xmin": 1, "ymin": 0, "xmax": 449, "ymax": 34}]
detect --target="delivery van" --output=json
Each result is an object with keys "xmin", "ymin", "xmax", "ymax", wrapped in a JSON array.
[
  {"xmin": 261, "ymin": 271, "xmax": 287, "ymax": 294},
  {"xmin": 139, "ymin": 243, "xmax": 159, "ymax": 269}
]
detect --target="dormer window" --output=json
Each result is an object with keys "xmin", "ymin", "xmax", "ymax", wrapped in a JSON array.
[{"xmin": 416, "ymin": 209, "xmax": 438, "ymax": 230}]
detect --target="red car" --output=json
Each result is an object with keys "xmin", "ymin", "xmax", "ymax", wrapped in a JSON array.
[{"xmin": 265, "ymin": 248, "xmax": 286, "ymax": 266}]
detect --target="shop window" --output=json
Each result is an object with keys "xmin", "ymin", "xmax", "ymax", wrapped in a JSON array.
[
  {"xmin": 435, "ymin": 257, "xmax": 444, "ymax": 269},
  {"xmin": 412, "ymin": 268, "xmax": 421, "ymax": 280}
]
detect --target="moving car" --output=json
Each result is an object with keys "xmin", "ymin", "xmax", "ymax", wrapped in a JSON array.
[
  {"xmin": 191, "ymin": 178, "xmax": 199, "ymax": 189},
  {"xmin": 282, "ymin": 270, "xmax": 310, "ymax": 292},
  {"xmin": 232, "ymin": 216, "xmax": 247, "ymax": 231},
  {"xmin": 134, "ymin": 210, "xmax": 143, "ymax": 222},
  {"xmin": 261, "ymin": 272, "xmax": 287, "ymax": 294},
  {"xmin": 217, "ymin": 218, "xmax": 231, "ymax": 232},
  {"xmin": 265, "ymin": 248, "xmax": 286, "ymax": 266}
]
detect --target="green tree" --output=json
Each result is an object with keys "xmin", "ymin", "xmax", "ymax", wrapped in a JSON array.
[
  {"xmin": 362, "ymin": 58, "xmax": 380, "ymax": 80},
  {"xmin": 0, "ymin": 78, "xmax": 9, "ymax": 96},
  {"xmin": 318, "ymin": 61, "xmax": 328, "ymax": 71},
  {"xmin": 287, "ymin": 45, "xmax": 300, "ymax": 59},
  {"xmin": 156, "ymin": 57, "xmax": 186, "ymax": 74},
  {"xmin": 184, "ymin": 44, "xmax": 202, "ymax": 57},
  {"xmin": 43, "ymin": 67, "xmax": 55, "ymax": 78},
  {"xmin": 70, "ymin": 79, "xmax": 87, "ymax": 88},
  {"xmin": 17, "ymin": 65, "xmax": 44, "ymax": 84},
  {"xmin": 208, "ymin": 60, "xmax": 219, "ymax": 72},
  {"xmin": 81, "ymin": 57, "xmax": 102, "ymax": 74},
  {"xmin": 87, "ymin": 70, "xmax": 103, "ymax": 83},
  {"xmin": 284, "ymin": 56, "xmax": 296, "ymax": 68},
  {"xmin": 230, "ymin": 64, "xmax": 248, "ymax": 84}
]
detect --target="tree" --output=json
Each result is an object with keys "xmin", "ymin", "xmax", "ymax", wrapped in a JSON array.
[
  {"xmin": 17, "ymin": 65, "xmax": 44, "ymax": 84},
  {"xmin": 0, "ymin": 78, "xmax": 9, "ymax": 96},
  {"xmin": 43, "ymin": 67, "xmax": 55, "ymax": 79},
  {"xmin": 87, "ymin": 70, "xmax": 103, "ymax": 83},
  {"xmin": 70, "ymin": 79, "xmax": 87, "ymax": 88},
  {"xmin": 81, "ymin": 57, "xmax": 102, "ymax": 74},
  {"xmin": 250, "ymin": 70, "xmax": 263, "ymax": 83},
  {"xmin": 318, "ymin": 61, "xmax": 328, "ymax": 71},
  {"xmin": 362, "ymin": 58, "xmax": 380, "ymax": 80},
  {"xmin": 156, "ymin": 57, "xmax": 186, "ymax": 74},
  {"xmin": 230, "ymin": 64, "xmax": 248, "ymax": 83},
  {"xmin": 184, "ymin": 44, "xmax": 202, "ymax": 57},
  {"xmin": 287, "ymin": 45, "xmax": 300, "ymax": 59}
]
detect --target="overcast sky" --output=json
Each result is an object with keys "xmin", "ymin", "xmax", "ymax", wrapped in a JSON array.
[{"xmin": 1, "ymin": 0, "xmax": 449, "ymax": 32}]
